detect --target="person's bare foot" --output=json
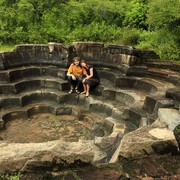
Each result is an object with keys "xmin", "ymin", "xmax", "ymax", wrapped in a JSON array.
[
  {"xmin": 80, "ymin": 91, "xmax": 86, "ymax": 95},
  {"xmin": 85, "ymin": 92, "xmax": 89, "ymax": 97}
]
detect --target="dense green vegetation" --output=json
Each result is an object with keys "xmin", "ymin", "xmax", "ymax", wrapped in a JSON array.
[{"xmin": 0, "ymin": 0, "xmax": 179, "ymax": 59}]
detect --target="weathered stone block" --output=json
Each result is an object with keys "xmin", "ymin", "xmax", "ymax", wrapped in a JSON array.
[
  {"xmin": 9, "ymin": 69, "xmax": 23, "ymax": 82},
  {"xmin": 166, "ymin": 88, "xmax": 180, "ymax": 101},
  {"xmin": 0, "ymin": 53, "xmax": 5, "ymax": 70},
  {"xmin": 15, "ymin": 80, "xmax": 42, "ymax": 93},
  {"xmin": 2, "ymin": 111, "xmax": 28, "ymax": 122},
  {"xmin": 103, "ymin": 119, "xmax": 114, "ymax": 134},
  {"xmin": 106, "ymin": 45, "xmax": 134, "ymax": 55},
  {"xmin": 122, "ymin": 108, "xmax": 141, "ymax": 127},
  {"xmin": 44, "ymin": 80, "xmax": 60, "ymax": 89},
  {"xmin": 0, "ymin": 84, "xmax": 17, "ymax": 94},
  {"xmin": 23, "ymin": 67, "xmax": 41, "ymax": 78},
  {"xmin": 116, "ymin": 91, "xmax": 135, "ymax": 106},
  {"xmin": 134, "ymin": 80, "xmax": 158, "ymax": 93},
  {"xmin": 89, "ymin": 103, "xmax": 112, "ymax": 117},
  {"xmin": 143, "ymin": 96, "xmax": 157, "ymax": 113},
  {"xmin": 1, "ymin": 97, "xmax": 21, "ymax": 108},
  {"xmin": 115, "ymin": 77, "xmax": 135, "ymax": 88},
  {"xmin": 56, "ymin": 106, "xmax": 72, "ymax": 115},
  {"xmin": 154, "ymin": 99, "xmax": 174, "ymax": 115},
  {"xmin": 0, "ymin": 119, "xmax": 4, "ymax": 129},
  {"xmin": 41, "ymin": 92, "xmax": 59, "ymax": 104},
  {"xmin": 98, "ymin": 70, "xmax": 116, "ymax": 84},
  {"xmin": 21, "ymin": 93, "xmax": 42, "ymax": 106},
  {"xmin": 27, "ymin": 105, "xmax": 51, "ymax": 116},
  {"xmin": 126, "ymin": 66, "xmax": 147, "ymax": 76},
  {"xmin": 103, "ymin": 89, "xmax": 116, "ymax": 100},
  {"xmin": 0, "ymin": 72, "xmax": 8, "ymax": 83}
]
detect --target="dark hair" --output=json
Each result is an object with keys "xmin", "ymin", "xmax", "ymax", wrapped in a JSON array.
[{"xmin": 81, "ymin": 60, "xmax": 87, "ymax": 64}]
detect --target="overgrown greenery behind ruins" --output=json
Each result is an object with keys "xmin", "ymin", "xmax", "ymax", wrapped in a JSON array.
[{"xmin": 0, "ymin": 0, "xmax": 179, "ymax": 59}]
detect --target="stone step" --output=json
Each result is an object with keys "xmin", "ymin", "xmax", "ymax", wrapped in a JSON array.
[
  {"xmin": 147, "ymin": 67, "xmax": 178, "ymax": 77},
  {"xmin": 93, "ymin": 76, "xmax": 175, "ymax": 107},
  {"xmin": 145, "ymin": 62, "xmax": 180, "ymax": 72},
  {"xmin": 147, "ymin": 67, "xmax": 180, "ymax": 86},
  {"xmin": 87, "ymin": 96, "xmax": 144, "ymax": 128},
  {"xmin": 0, "ymin": 66, "xmax": 67, "ymax": 83},
  {"xmin": 143, "ymin": 95, "xmax": 175, "ymax": 115},
  {"xmin": 0, "ymin": 89, "xmax": 68, "ymax": 109},
  {"xmin": 0, "ymin": 77, "xmax": 69, "ymax": 95},
  {"xmin": 98, "ymin": 70, "xmax": 175, "ymax": 94}
]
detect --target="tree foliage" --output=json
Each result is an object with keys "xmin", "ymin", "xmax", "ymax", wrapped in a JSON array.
[
  {"xmin": 0, "ymin": 0, "xmax": 179, "ymax": 59},
  {"xmin": 143, "ymin": 0, "xmax": 180, "ymax": 59}
]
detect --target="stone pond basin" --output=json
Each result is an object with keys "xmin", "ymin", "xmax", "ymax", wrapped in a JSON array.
[{"xmin": 0, "ymin": 42, "xmax": 180, "ymax": 179}]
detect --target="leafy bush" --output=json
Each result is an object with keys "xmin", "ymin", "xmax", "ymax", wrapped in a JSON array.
[
  {"xmin": 174, "ymin": 124, "xmax": 180, "ymax": 136},
  {"xmin": 137, "ymin": 29, "xmax": 180, "ymax": 59},
  {"xmin": 65, "ymin": 21, "xmax": 122, "ymax": 43},
  {"xmin": 120, "ymin": 28, "xmax": 142, "ymax": 46}
]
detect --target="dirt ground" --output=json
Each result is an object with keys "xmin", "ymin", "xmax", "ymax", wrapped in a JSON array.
[{"xmin": 0, "ymin": 113, "xmax": 100, "ymax": 143}]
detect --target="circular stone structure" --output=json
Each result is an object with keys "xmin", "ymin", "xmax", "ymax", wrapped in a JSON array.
[
  {"xmin": 0, "ymin": 42, "xmax": 179, "ymax": 174},
  {"xmin": 0, "ymin": 105, "xmax": 112, "ymax": 143}
]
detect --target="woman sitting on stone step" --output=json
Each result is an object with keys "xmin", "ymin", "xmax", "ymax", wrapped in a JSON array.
[
  {"xmin": 66, "ymin": 57, "xmax": 87, "ymax": 94},
  {"xmin": 80, "ymin": 60, "xmax": 100, "ymax": 97}
]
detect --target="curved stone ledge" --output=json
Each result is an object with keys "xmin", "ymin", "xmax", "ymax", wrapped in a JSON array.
[
  {"xmin": 97, "ymin": 70, "xmax": 159, "ymax": 94},
  {"xmin": 1, "ymin": 44, "xmax": 71, "ymax": 70},
  {"xmin": 115, "ymin": 77, "xmax": 158, "ymax": 93},
  {"xmin": 0, "ymin": 66, "xmax": 67, "ymax": 83},
  {"xmin": 103, "ymin": 89, "xmax": 136, "ymax": 106},
  {"xmin": 0, "ymin": 97, "xmax": 22, "ymax": 109},
  {"xmin": 1, "ymin": 91, "xmax": 144, "ymax": 130},
  {"xmin": 87, "ymin": 97, "xmax": 143, "ymax": 129},
  {"xmin": 98, "ymin": 70, "xmax": 118, "ymax": 85},
  {"xmin": 1, "ymin": 66, "xmax": 172, "ymax": 100},
  {"xmin": 0, "ymin": 79, "xmax": 68, "ymax": 95},
  {"xmin": 27, "ymin": 105, "xmax": 57, "ymax": 116},
  {"xmin": 2, "ymin": 110, "xmax": 28, "ymax": 124},
  {"xmin": 1, "ymin": 104, "xmax": 116, "ymax": 137},
  {"xmin": 0, "ymin": 102, "xmax": 128, "ymax": 172},
  {"xmin": 0, "ymin": 77, "xmax": 175, "ymax": 131},
  {"xmin": 167, "ymin": 75, "xmax": 180, "ymax": 86}
]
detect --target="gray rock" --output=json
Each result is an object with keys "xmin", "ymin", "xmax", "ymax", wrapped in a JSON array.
[{"xmin": 0, "ymin": 140, "xmax": 94, "ymax": 173}]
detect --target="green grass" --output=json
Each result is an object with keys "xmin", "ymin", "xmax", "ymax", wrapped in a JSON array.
[
  {"xmin": 0, "ymin": 45, "xmax": 15, "ymax": 52},
  {"xmin": 0, "ymin": 172, "xmax": 22, "ymax": 180}
]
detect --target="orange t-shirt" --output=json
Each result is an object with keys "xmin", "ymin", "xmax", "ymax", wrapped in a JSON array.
[{"xmin": 68, "ymin": 64, "xmax": 87, "ymax": 77}]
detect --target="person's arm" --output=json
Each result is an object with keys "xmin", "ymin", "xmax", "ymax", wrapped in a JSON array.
[
  {"xmin": 82, "ymin": 67, "xmax": 88, "ymax": 77},
  {"xmin": 67, "ymin": 64, "xmax": 76, "ymax": 80},
  {"xmin": 85, "ymin": 67, "xmax": 93, "ymax": 79}
]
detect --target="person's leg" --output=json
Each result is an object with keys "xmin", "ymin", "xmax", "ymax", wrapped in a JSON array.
[
  {"xmin": 86, "ymin": 84, "xmax": 90, "ymax": 97},
  {"xmin": 84, "ymin": 78, "xmax": 99, "ymax": 97},
  {"xmin": 67, "ymin": 76, "xmax": 74, "ymax": 93},
  {"xmin": 75, "ymin": 77, "xmax": 82, "ymax": 93},
  {"xmin": 81, "ymin": 83, "xmax": 87, "ymax": 94}
]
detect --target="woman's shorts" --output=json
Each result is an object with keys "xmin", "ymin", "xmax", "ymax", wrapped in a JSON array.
[{"xmin": 84, "ymin": 78, "xmax": 100, "ymax": 87}]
